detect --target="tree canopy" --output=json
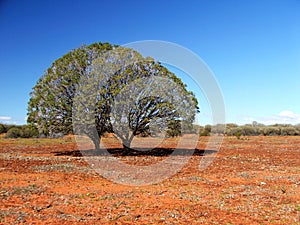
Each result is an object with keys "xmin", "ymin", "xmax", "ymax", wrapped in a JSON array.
[{"xmin": 28, "ymin": 42, "xmax": 199, "ymax": 151}]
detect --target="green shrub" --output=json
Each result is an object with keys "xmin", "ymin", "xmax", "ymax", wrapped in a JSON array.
[
  {"xmin": 0, "ymin": 124, "xmax": 6, "ymax": 134},
  {"xmin": 198, "ymin": 125, "xmax": 211, "ymax": 136},
  {"xmin": 240, "ymin": 126, "xmax": 257, "ymax": 136},
  {"xmin": 200, "ymin": 129, "xmax": 210, "ymax": 136},
  {"xmin": 234, "ymin": 131, "xmax": 242, "ymax": 139},
  {"xmin": 211, "ymin": 124, "xmax": 225, "ymax": 135},
  {"xmin": 166, "ymin": 129, "xmax": 181, "ymax": 137},
  {"xmin": 194, "ymin": 125, "xmax": 203, "ymax": 133},
  {"xmin": 166, "ymin": 120, "xmax": 182, "ymax": 137},
  {"xmin": 280, "ymin": 127, "xmax": 299, "ymax": 136},
  {"xmin": 261, "ymin": 127, "xmax": 281, "ymax": 136},
  {"xmin": 230, "ymin": 127, "xmax": 243, "ymax": 136},
  {"xmin": 206, "ymin": 123, "xmax": 300, "ymax": 137},
  {"xmin": 4, "ymin": 124, "xmax": 17, "ymax": 131},
  {"xmin": 5, "ymin": 125, "xmax": 38, "ymax": 138},
  {"xmin": 204, "ymin": 125, "xmax": 212, "ymax": 133},
  {"xmin": 6, "ymin": 127, "xmax": 22, "ymax": 138},
  {"xmin": 295, "ymin": 124, "xmax": 300, "ymax": 133},
  {"xmin": 20, "ymin": 126, "xmax": 38, "ymax": 138},
  {"xmin": 225, "ymin": 128, "xmax": 232, "ymax": 136},
  {"xmin": 229, "ymin": 127, "xmax": 243, "ymax": 139},
  {"xmin": 226, "ymin": 123, "xmax": 239, "ymax": 129}
]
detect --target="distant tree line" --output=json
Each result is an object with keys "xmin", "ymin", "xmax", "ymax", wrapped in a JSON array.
[
  {"xmin": 1, "ymin": 122, "xmax": 300, "ymax": 139},
  {"xmin": 197, "ymin": 122, "xmax": 300, "ymax": 138},
  {"xmin": 0, "ymin": 124, "xmax": 38, "ymax": 138}
]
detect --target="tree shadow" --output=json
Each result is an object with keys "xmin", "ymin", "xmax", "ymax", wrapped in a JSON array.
[{"xmin": 53, "ymin": 148, "xmax": 217, "ymax": 157}]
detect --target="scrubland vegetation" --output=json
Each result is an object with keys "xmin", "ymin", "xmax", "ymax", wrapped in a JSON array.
[{"xmin": 1, "ymin": 122, "xmax": 300, "ymax": 139}]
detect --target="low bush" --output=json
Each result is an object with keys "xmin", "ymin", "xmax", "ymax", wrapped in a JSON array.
[
  {"xmin": 0, "ymin": 124, "xmax": 6, "ymax": 134},
  {"xmin": 200, "ymin": 129, "xmax": 210, "ymax": 136},
  {"xmin": 6, "ymin": 127, "xmax": 22, "ymax": 138},
  {"xmin": 201, "ymin": 123, "xmax": 300, "ymax": 137},
  {"xmin": 261, "ymin": 127, "xmax": 281, "ymax": 136},
  {"xmin": 5, "ymin": 125, "xmax": 38, "ymax": 138},
  {"xmin": 21, "ymin": 126, "xmax": 39, "ymax": 138},
  {"xmin": 280, "ymin": 127, "xmax": 299, "ymax": 136},
  {"xmin": 240, "ymin": 126, "xmax": 258, "ymax": 136},
  {"xmin": 231, "ymin": 127, "xmax": 243, "ymax": 139}
]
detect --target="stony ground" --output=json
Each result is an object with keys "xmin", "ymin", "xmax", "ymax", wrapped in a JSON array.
[{"xmin": 0, "ymin": 135, "xmax": 299, "ymax": 224}]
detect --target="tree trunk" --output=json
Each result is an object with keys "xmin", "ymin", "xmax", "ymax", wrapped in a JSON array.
[
  {"xmin": 93, "ymin": 137, "xmax": 101, "ymax": 155},
  {"xmin": 117, "ymin": 133, "xmax": 134, "ymax": 155},
  {"xmin": 122, "ymin": 141, "xmax": 132, "ymax": 155}
]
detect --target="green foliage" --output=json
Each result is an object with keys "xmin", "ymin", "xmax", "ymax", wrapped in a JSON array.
[
  {"xmin": 166, "ymin": 120, "xmax": 182, "ymax": 137},
  {"xmin": 226, "ymin": 123, "xmax": 239, "ymax": 129},
  {"xmin": 5, "ymin": 125, "xmax": 38, "ymax": 138},
  {"xmin": 280, "ymin": 126, "xmax": 299, "ymax": 136},
  {"xmin": 211, "ymin": 124, "xmax": 226, "ymax": 135},
  {"xmin": 3, "ymin": 124, "xmax": 16, "ymax": 132},
  {"xmin": 227, "ymin": 127, "xmax": 243, "ymax": 139},
  {"xmin": 200, "ymin": 129, "xmax": 210, "ymax": 136},
  {"xmin": 93, "ymin": 51, "xmax": 198, "ymax": 148},
  {"xmin": 261, "ymin": 126, "xmax": 281, "ymax": 136},
  {"xmin": 204, "ymin": 125, "xmax": 212, "ymax": 133},
  {"xmin": 6, "ymin": 127, "xmax": 22, "ymax": 138},
  {"xmin": 195, "ymin": 125, "xmax": 211, "ymax": 136},
  {"xmin": 223, "ymin": 123, "xmax": 300, "ymax": 137},
  {"xmin": 197, "ymin": 122, "xmax": 300, "ymax": 137},
  {"xmin": 28, "ymin": 42, "xmax": 199, "ymax": 150},
  {"xmin": 295, "ymin": 124, "xmax": 300, "ymax": 133},
  {"xmin": 198, "ymin": 125, "xmax": 212, "ymax": 136},
  {"xmin": 21, "ymin": 125, "xmax": 39, "ymax": 138},
  {"xmin": 27, "ymin": 42, "xmax": 116, "ymax": 138},
  {"xmin": 233, "ymin": 131, "xmax": 242, "ymax": 139},
  {"xmin": 239, "ymin": 126, "xmax": 258, "ymax": 136},
  {"xmin": 0, "ymin": 124, "xmax": 6, "ymax": 134}
]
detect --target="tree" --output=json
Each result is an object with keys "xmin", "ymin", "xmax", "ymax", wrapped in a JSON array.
[
  {"xmin": 28, "ymin": 42, "xmax": 199, "ymax": 152},
  {"xmin": 111, "ymin": 73, "xmax": 198, "ymax": 149},
  {"xmin": 74, "ymin": 47, "xmax": 199, "ymax": 151}
]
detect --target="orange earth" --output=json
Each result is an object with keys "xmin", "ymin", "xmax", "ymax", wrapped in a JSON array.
[{"xmin": 0, "ymin": 135, "xmax": 299, "ymax": 224}]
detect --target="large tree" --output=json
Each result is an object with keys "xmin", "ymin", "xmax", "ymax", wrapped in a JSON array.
[{"xmin": 28, "ymin": 42, "xmax": 199, "ymax": 152}]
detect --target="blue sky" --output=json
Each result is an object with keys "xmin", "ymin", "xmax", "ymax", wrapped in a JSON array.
[{"xmin": 0, "ymin": 0, "xmax": 299, "ymax": 125}]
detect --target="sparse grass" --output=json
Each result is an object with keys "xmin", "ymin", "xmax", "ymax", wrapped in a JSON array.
[
  {"xmin": 0, "ymin": 152, "xmax": 68, "ymax": 161},
  {"xmin": 1, "ymin": 184, "xmax": 45, "ymax": 199},
  {"xmin": 0, "ymin": 136, "xmax": 75, "ymax": 145},
  {"xmin": 0, "ymin": 211, "xmax": 28, "ymax": 223},
  {"xmin": 31, "ymin": 163, "xmax": 91, "ymax": 173}
]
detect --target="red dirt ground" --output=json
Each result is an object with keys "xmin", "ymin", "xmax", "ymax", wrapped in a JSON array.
[{"xmin": 0, "ymin": 136, "xmax": 299, "ymax": 224}]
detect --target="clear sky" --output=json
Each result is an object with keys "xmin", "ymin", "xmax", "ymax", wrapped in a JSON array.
[{"xmin": 0, "ymin": 0, "xmax": 299, "ymax": 125}]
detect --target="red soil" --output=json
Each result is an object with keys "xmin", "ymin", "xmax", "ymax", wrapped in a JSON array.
[{"xmin": 0, "ymin": 136, "xmax": 299, "ymax": 224}]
